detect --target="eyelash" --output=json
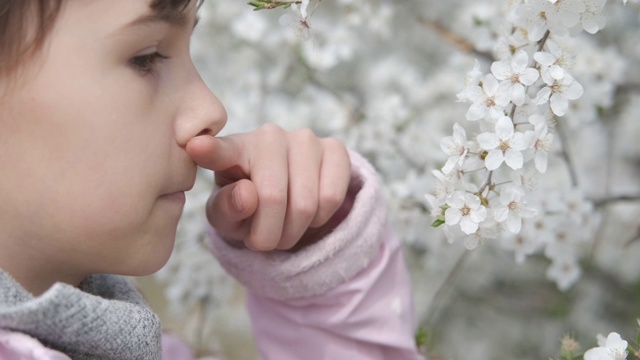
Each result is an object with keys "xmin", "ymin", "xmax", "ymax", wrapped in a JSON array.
[{"xmin": 130, "ymin": 52, "xmax": 170, "ymax": 75}]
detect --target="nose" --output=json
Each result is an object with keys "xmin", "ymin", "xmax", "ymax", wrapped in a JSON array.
[{"xmin": 175, "ymin": 70, "xmax": 227, "ymax": 147}]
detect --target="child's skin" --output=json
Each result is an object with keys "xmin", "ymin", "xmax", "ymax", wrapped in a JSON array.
[{"xmin": 0, "ymin": 0, "xmax": 351, "ymax": 296}]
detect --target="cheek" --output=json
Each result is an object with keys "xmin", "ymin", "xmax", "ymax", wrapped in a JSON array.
[{"xmin": 0, "ymin": 71, "xmax": 177, "ymax": 268}]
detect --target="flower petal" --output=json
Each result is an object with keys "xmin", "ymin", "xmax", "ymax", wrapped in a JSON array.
[
  {"xmin": 440, "ymin": 136, "xmax": 457, "ymax": 155},
  {"xmin": 511, "ymin": 83, "xmax": 525, "ymax": 106},
  {"xmin": 506, "ymin": 213, "xmax": 522, "ymax": 233},
  {"xmin": 485, "ymin": 149, "xmax": 504, "ymax": 170},
  {"xmin": 453, "ymin": 123, "xmax": 467, "ymax": 143},
  {"xmin": 549, "ymin": 65, "xmax": 565, "ymax": 80},
  {"xmin": 477, "ymin": 133, "xmax": 500, "ymax": 150},
  {"xmin": 460, "ymin": 216, "xmax": 479, "ymax": 234},
  {"xmin": 535, "ymin": 87, "xmax": 552, "ymax": 105},
  {"xmin": 533, "ymin": 52, "xmax": 555, "ymax": 67},
  {"xmin": 505, "ymin": 150, "xmax": 524, "ymax": 169},
  {"xmin": 495, "ymin": 116, "xmax": 514, "ymax": 138},
  {"xmin": 520, "ymin": 68, "xmax": 540, "ymax": 85},
  {"xmin": 483, "ymin": 74, "xmax": 499, "ymax": 95},
  {"xmin": 512, "ymin": 50, "xmax": 529, "ymax": 72},
  {"xmin": 565, "ymin": 80, "xmax": 584, "ymax": 100},
  {"xmin": 466, "ymin": 103, "xmax": 487, "ymax": 121},
  {"xmin": 583, "ymin": 347, "xmax": 611, "ymax": 360},
  {"xmin": 534, "ymin": 151, "xmax": 548, "ymax": 173},
  {"xmin": 550, "ymin": 93, "xmax": 569, "ymax": 116},
  {"xmin": 464, "ymin": 194, "xmax": 481, "ymax": 208},
  {"xmin": 470, "ymin": 206, "xmax": 487, "ymax": 222},
  {"xmin": 491, "ymin": 61, "xmax": 511, "ymax": 80},
  {"xmin": 445, "ymin": 208, "xmax": 462, "ymax": 225},
  {"xmin": 447, "ymin": 191, "xmax": 465, "ymax": 208},
  {"xmin": 493, "ymin": 206, "xmax": 509, "ymax": 222},
  {"xmin": 442, "ymin": 157, "xmax": 458, "ymax": 174}
]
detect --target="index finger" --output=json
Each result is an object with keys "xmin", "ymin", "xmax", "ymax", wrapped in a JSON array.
[{"xmin": 186, "ymin": 135, "xmax": 243, "ymax": 172}]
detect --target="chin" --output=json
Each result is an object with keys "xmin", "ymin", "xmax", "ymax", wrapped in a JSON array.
[{"xmin": 120, "ymin": 230, "xmax": 178, "ymax": 277}]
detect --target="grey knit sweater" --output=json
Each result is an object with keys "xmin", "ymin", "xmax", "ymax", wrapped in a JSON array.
[{"xmin": 0, "ymin": 270, "xmax": 161, "ymax": 359}]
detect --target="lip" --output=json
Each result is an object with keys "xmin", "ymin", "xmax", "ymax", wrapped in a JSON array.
[{"xmin": 160, "ymin": 191, "xmax": 186, "ymax": 203}]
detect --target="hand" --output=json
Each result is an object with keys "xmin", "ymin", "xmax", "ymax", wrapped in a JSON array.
[{"xmin": 186, "ymin": 124, "xmax": 352, "ymax": 251}]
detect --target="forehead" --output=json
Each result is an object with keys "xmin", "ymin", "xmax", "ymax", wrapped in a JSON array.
[{"xmin": 59, "ymin": 0, "xmax": 197, "ymax": 33}]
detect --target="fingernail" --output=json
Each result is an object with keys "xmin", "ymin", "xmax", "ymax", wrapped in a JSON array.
[{"xmin": 232, "ymin": 186, "xmax": 245, "ymax": 213}]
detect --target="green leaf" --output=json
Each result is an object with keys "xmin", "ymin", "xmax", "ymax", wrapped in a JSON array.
[
  {"xmin": 415, "ymin": 327, "xmax": 428, "ymax": 347},
  {"xmin": 431, "ymin": 218, "xmax": 445, "ymax": 228}
]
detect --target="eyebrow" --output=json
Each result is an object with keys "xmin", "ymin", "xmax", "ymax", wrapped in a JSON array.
[{"xmin": 124, "ymin": 9, "xmax": 200, "ymax": 31}]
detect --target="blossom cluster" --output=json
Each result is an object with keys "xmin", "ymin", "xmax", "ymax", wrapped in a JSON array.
[
  {"xmin": 425, "ymin": 0, "xmax": 625, "ymax": 290},
  {"xmin": 554, "ymin": 331, "xmax": 634, "ymax": 360},
  {"xmin": 584, "ymin": 332, "xmax": 629, "ymax": 360},
  {"xmin": 149, "ymin": 0, "xmax": 640, "ymax": 358}
]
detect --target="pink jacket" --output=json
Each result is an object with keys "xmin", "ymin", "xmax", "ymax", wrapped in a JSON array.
[{"xmin": 0, "ymin": 152, "xmax": 424, "ymax": 360}]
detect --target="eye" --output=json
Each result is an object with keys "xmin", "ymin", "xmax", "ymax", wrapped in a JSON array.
[{"xmin": 129, "ymin": 52, "xmax": 170, "ymax": 76}]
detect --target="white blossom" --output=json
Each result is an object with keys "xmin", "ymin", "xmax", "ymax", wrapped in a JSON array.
[
  {"xmin": 457, "ymin": 59, "xmax": 483, "ymax": 102},
  {"xmin": 563, "ymin": 188, "xmax": 595, "ymax": 224},
  {"xmin": 490, "ymin": 50, "xmax": 540, "ymax": 106},
  {"xmin": 511, "ymin": 168, "xmax": 538, "ymax": 191},
  {"xmin": 517, "ymin": 0, "xmax": 587, "ymax": 40},
  {"xmin": 477, "ymin": 116, "xmax": 528, "ymax": 170},
  {"xmin": 445, "ymin": 191, "xmax": 488, "ymax": 235},
  {"xmin": 279, "ymin": 0, "xmax": 312, "ymax": 40},
  {"xmin": 584, "ymin": 332, "xmax": 628, "ymax": 360},
  {"xmin": 534, "ymin": 40, "xmax": 573, "ymax": 80},
  {"xmin": 500, "ymin": 225, "xmax": 545, "ymax": 264},
  {"xmin": 185, "ymin": 0, "xmax": 640, "ymax": 353},
  {"xmin": 440, "ymin": 123, "xmax": 469, "ymax": 174},
  {"xmin": 535, "ymin": 71, "xmax": 584, "ymax": 116},
  {"xmin": 445, "ymin": 211, "xmax": 498, "ymax": 249},
  {"xmin": 465, "ymin": 74, "xmax": 511, "ymax": 120},
  {"xmin": 493, "ymin": 185, "xmax": 537, "ymax": 233},
  {"xmin": 546, "ymin": 256, "xmax": 582, "ymax": 291},
  {"xmin": 580, "ymin": 0, "xmax": 607, "ymax": 34},
  {"xmin": 525, "ymin": 114, "xmax": 554, "ymax": 173}
]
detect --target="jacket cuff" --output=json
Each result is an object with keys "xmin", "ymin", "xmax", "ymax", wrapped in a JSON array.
[{"xmin": 207, "ymin": 151, "xmax": 388, "ymax": 300}]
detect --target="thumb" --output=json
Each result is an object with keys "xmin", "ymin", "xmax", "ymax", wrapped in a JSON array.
[
  {"xmin": 186, "ymin": 135, "xmax": 243, "ymax": 172},
  {"xmin": 206, "ymin": 178, "xmax": 258, "ymax": 240}
]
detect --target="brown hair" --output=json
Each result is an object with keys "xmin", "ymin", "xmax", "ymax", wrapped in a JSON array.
[{"xmin": 0, "ymin": 0, "xmax": 198, "ymax": 81}]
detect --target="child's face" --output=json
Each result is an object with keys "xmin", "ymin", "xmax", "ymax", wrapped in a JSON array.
[{"xmin": 0, "ymin": 0, "xmax": 226, "ymax": 283}]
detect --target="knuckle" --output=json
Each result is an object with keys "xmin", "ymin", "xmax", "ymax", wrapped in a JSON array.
[
  {"xmin": 290, "ymin": 197, "xmax": 318, "ymax": 219},
  {"xmin": 259, "ymin": 123, "xmax": 285, "ymax": 138},
  {"xmin": 258, "ymin": 185, "xmax": 287, "ymax": 208},
  {"xmin": 321, "ymin": 137, "xmax": 347, "ymax": 151},
  {"xmin": 319, "ymin": 188, "xmax": 344, "ymax": 212},
  {"xmin": 292, "ymin": 128, "xmax": 318, "ymax": 142}
]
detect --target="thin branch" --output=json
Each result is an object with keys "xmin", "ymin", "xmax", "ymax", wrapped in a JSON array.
[
  {"xmin": 478, "ymin": 171, "xmax": 494, "ymax": 196},
  {"xmin": 423, "ymin": 251, "xmax": 471, "ymax": 326},
  {"xmin": 588, "ymin": 111, "xmax": 614, "ymax": 263},
  {"xmin": 624, "ymin": 226, "xmax": 640, "ymax": 248},
  {"xmin": 615, "ymin": 82, "xmax": 640, "ymax": 95},
  {"xmin": 536, "ymin": 30, "xmax": 550, "ymax": 52},
  {"xmin": 554, "ymin": 118, "xmax": 579, "ymax": 187},
  {"xmin": 417, "ymin": 17, "xmax": 494, "ymax": 63},
  {"xmin": 593, "ymin": 194, "xmax": 640, "ymax": 208}
]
